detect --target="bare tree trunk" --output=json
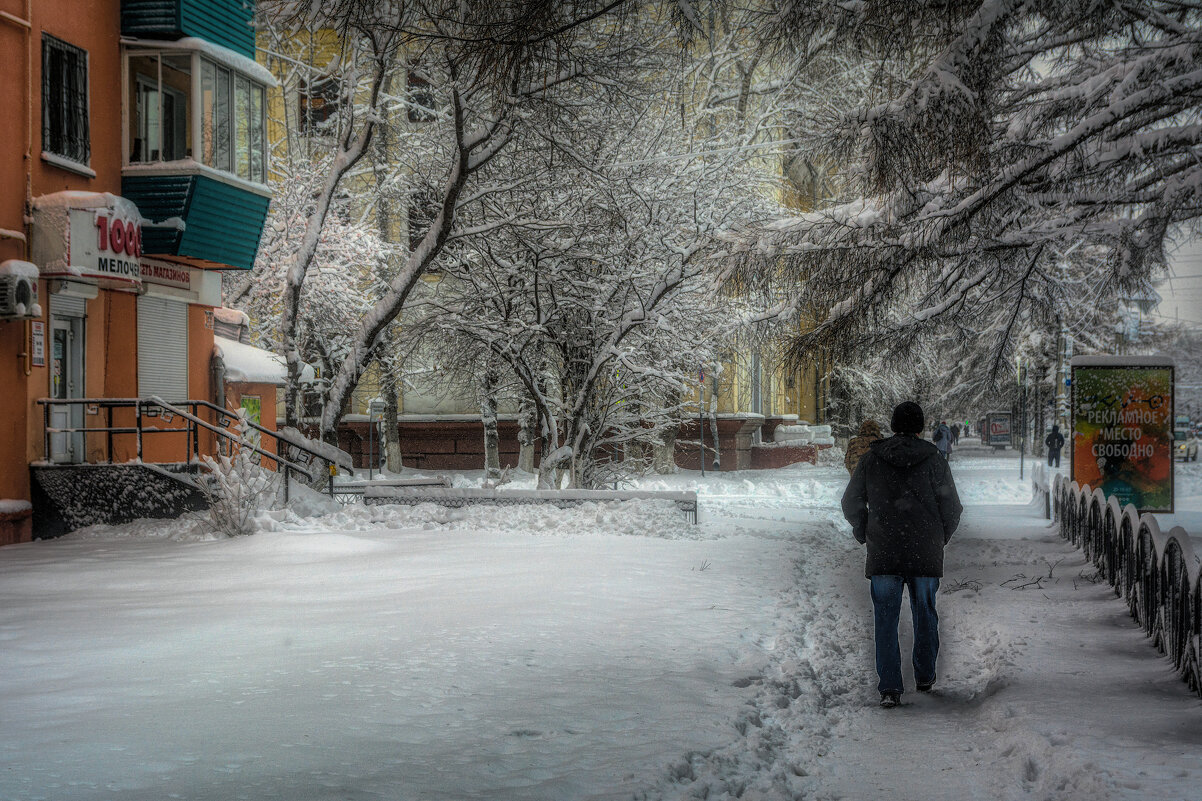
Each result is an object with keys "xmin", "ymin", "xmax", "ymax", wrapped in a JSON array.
[
  {"xmin": 653, "ymin": 423, "xmax": 678, "ymax": 474},
  {"xmin": 320, "ymin": 88, "xmax": 511, "ymax": 443},
  {"xmin": 481, "ymin": 364, "xmax": 501, "ymax": 481},
  {"xmin": 381, "ymin": 352, "xmax": 402, "ymax": 472},
  {"xmin": 707, "ymin": 378, "xmax": 721, "ymax": 469},
  {"xmin": 374, "ymin": 68, "xmax": 403, "ymax": 474},
  {"xmin": 538, "ymin": 444, "xmax": 572, "ymax": 490},
  {"xmin": 280, "ymin": 43, "xmax": 392, "ymax": 428},
  {"xmin": 517, "ymin": 396, "xmax": 536, "ymax": 473}
]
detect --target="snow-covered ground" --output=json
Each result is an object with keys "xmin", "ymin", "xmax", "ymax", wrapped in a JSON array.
[{"xmin": 2, "ymin": 449, "xmax": 1201, "ymax": 800}]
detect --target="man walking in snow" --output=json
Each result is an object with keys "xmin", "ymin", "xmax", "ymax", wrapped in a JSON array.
[
  {"xmin": 1045, "ymin": 424, "xmax": 1065, "ymax": 468},
  {"xmin": 841, "ymin": 401, "xmax": 963, "ymax": 708}
]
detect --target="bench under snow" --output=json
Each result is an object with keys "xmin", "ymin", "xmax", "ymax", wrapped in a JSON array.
[
  {"xmin": 772, "ymin": 423, "xmax": 835, "ymax": 446},
  {"xmin": 363, "ymin": 486, "xmax": 699, "ymax": 523}
]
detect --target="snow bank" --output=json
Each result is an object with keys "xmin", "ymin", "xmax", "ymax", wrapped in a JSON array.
[{"xmin": 0, "ymin": 499, "xmax": 32, "ymax": 515}]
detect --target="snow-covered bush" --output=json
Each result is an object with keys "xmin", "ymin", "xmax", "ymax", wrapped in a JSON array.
[{"xmin": 199, "ymin": 445, "xmax": 281, "ymax": 538}]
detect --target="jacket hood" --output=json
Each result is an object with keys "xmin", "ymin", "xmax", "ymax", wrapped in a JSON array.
[
  {"xmin": 858, "ymin": 419, "xmax": 882, "ymax": 437},
  {"xmin": 870, "ymin": 433, "xmax": 941, "ymax": 468}
]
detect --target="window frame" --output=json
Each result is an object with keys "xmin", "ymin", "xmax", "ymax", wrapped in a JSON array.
[
  {"xmin": 42, "ymin": 34, "xmax": 91, "ymax": 170},
  {"xmin": 406, "ymin": 69, "xmax": 436, "ymax": 124},
  {"xmin": 122, "ymin": 46, "xmax": 268, "ymax": 186},
  {"xmin": 134, "ymin": 73, "xmax": 189, "ymax": 162},
  {"xmin": 298, "ymin": 74, "xmax": 341, "ymax": 135}
]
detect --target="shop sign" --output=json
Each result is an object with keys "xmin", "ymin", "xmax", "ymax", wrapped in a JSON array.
[
  {"xmin": 71, "ymin": 208, "xmax": 142, "ymax": 285},
  {"xmin": 140, "ymin": 257, "xmax": 192, "ymax": 290},
  {"xmin": 1071, "ymin": 357, "xmax": 1174, "ymax": 513},
  {"xmin": 32, "ymin": 193, "xmax": 143, "ymax": 290},
  {"xmin": 31, "ymin": 321, "xmax": 45, "ymax": 368}
]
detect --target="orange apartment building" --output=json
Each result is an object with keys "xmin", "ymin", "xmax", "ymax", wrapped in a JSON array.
[{"xmin": 0, "ymin": 0, "xmax": 276, "ymax": 544}]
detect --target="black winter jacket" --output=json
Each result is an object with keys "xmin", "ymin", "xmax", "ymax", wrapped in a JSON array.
[{"xmin": 841, "ymin": 434, "xmax": 963, "ymax": 578}]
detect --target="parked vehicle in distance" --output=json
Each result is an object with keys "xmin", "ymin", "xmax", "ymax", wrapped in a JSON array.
[{"xmin": 1176, "ymin": 428, "xmax": 1199, "ymax": 461}]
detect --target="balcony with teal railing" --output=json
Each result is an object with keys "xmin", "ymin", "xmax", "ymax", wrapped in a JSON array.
[
  {"xmin": 121, "ymin": 0, "xmax": 257, "ymax": 59},
  {"xmin": 119, "ymin": 24, "xmax": 274, "ymax": 270}
]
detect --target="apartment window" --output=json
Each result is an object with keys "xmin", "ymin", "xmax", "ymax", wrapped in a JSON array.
[
  {"xmin": 201, "ymin": 60, "xmax": 265, "ymax": 183},
  {"xmin": 407, "ymin": 69, "xmax": 436, "ymax": 123},
  {"xmin": 129, "ymin": 52, "xmax": 192, "ymax": 163},
  {"xmin": 299, "ymin": 76, "xmax": 340, "ymax": 133},
  {"xmin": 200, "ymin": 59, "xmax": 231, "ymax": 171},
  {"xmin": 133, "ymin": 72, "xmax": 190, "ymax": 162},
  {"xmin": 42, "ymin": 35, "xmax": 90, "ymax": 166}
]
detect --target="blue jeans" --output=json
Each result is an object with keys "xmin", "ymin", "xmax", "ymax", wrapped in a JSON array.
[{"xmin": 870, "ymin": 575, "xmax": 940, "ymax": 694}]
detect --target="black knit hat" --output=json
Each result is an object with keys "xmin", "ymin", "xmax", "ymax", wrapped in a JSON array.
[{"xmin": 890, "ymin": 401, "xmax": 925, "ymax": 434}]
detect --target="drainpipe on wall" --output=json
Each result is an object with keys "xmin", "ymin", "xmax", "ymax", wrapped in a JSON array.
[
  {"xmin": 2, "ymin": 2, "xmax": 33, "ymax": 376},
  {"xmin": 211, "ymin": 349, "xmax": 226, "ymax": 409}
]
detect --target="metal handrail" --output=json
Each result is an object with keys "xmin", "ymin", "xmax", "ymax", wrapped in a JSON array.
[
  {"xmin": 37, "ymin": 396, "xmax": 329, "ymax": 499},
  {"xmin": 143, "ymin": 396, "xmax": 316, "ymax": 484},
  {"xmin": 185, "ymin": 399, "xmax": 332, "ymax": 465}
]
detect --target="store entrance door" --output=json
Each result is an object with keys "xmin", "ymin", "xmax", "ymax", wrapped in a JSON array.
[{"xmin": 49, "ymin": 315, "xmax": 85, "ymax": 463}]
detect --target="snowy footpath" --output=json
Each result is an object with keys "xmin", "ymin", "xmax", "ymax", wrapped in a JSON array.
[{"xmin": 1, "ymin": 449, "xmax": 1201, "ymax": 800}]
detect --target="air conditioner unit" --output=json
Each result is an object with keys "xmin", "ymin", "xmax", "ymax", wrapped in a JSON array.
[{"xmin": 0, "ymin": 260, "xmax": 42, "ymax": 320}]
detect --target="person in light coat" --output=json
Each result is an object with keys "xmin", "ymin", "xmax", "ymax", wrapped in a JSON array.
[{"xmin": 933, "ymin": 420, "xmax": 952, "ymax": 459}]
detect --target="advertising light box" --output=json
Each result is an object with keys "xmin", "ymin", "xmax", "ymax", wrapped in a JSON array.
[
  {"xmin": 1071, "ymin": 356, "xmax": 1174, "ymax": 513},
  {"xmin": 985, "ymin": 411, "xmax": 1012, "ymax": 447}
]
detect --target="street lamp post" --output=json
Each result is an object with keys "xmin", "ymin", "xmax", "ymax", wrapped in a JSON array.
[{"xmin": 1017, "ymin": 357, "xmax": 1027, "ymax": 480}]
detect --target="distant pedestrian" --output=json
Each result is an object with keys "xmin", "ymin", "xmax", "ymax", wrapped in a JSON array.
[
  {"xmin": 841, "ymin": 401, "xmax": 963, "ymax": 708},
  {"xmin": 845, "ymin": 419, "xmax": 883, "ymax": 475},
  {"xmin": 1045, "ymin": 424, "xmax": 1065, "ymax": 468},
  {"xmin": 950, "ymin": 423, "xmax": 960, "ymax": 445},
  {"xmin": 933, "ymin": 420, "xmax": 952, "ymax": 459}
]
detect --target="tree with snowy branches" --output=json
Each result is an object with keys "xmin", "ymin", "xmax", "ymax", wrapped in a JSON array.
[
  {"xmin": 255, "ymin": 0, "xmax": 726, "ymax": 446},
  {"xmin": 727, "ymin": 0, "xmax": 1202, "ymax": 393},
  {"xmin": 401, "ymin": 48, "xmax": 777, "ymax": 488}
]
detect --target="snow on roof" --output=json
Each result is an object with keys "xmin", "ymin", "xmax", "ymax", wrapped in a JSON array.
[
  {"xmin": 33, "ymin": 191, "xmax": 146, "ymax": 221},
  {"xmin": 214, "ymin": 336, "xmax": 315, "ymax": 385},
  {"xmin": 120, "ymin": 36, "xmax": 278, "ymax": 87},
  {"xmin": 213, "ymin": 307, "xmax": 250, "ymax": 327},
  {"xmin": 0, "ymin": 499, "xmax": 32, "ymax": 515},
  {"xmin": 0, "ymin": 260, "xmax": 39, "ymax": 279}
]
